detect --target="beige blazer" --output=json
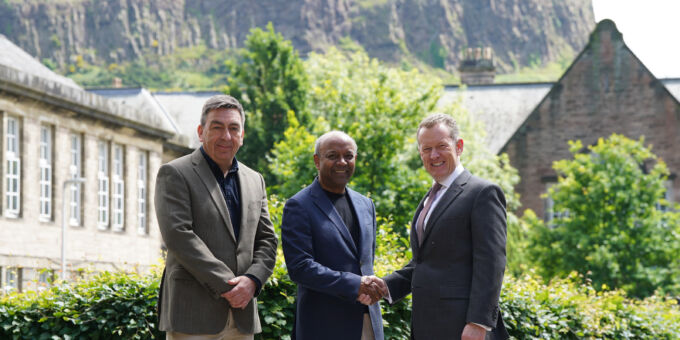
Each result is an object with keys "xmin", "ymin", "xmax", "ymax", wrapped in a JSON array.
[{"xmin": 155, "ymin": 148, "xmax": 278, "ymax": 335}]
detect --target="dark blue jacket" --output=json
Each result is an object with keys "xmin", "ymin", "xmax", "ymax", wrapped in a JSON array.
[{"xmin": 281, "ymin": 179, "xmax": 384, "ymax": 340}]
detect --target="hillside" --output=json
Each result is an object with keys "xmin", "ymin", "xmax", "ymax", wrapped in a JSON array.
[{"xmin": 0, "ymin": 0, "xmax": 595, "ymax": 88}]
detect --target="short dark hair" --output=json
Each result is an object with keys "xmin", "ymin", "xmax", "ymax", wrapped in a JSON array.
[
  {"xmin": 417, "ymin": 113, "xmax": 460, "ymax": 144},
  {"xmin": 200, "ymin": 95, "xmax": 245, "ymax": 127}
]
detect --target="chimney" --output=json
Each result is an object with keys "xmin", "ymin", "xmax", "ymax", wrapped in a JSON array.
[
  {"xmin": 112, "ymin": 77, "xmax": 122, "ymax": 88},
  {"xmin": 458, "ymin": 47, "xmax": 495, "ymax": 85}
]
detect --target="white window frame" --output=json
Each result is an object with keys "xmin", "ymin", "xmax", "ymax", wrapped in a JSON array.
[
  {"xmin": 39, "ymin": 125, "xmax": 53, "ymax": 221},
  {"xmin": 137, "ymin": 151, "xmax": 148, "ymax": 235},
  {"xmin": 4, "ymin": 116, "xmax": 21, "ymax": 218},
  {"xmin": 69, "ymin": 133, "xmax": 82, "ymax": 226},
  {"xmin": 112, "ymin": 144, "xmax": 125, "ymax": 232},
  {"xmin": 97, "ymin": 141, "xmax": 110, "ymax": 229}
]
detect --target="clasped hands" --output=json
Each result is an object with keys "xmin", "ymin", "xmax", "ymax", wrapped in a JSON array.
[
  {"xmin": 221, "ymin": 276, "xmax": 256, "ymax": 309},
  {"xmin": 356, "ymin": 275, "xmax": 388, "ymax": 305}
]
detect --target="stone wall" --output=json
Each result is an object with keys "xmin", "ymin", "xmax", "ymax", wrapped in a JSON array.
[
  {"xmin": 502, "ymin": 20, "xmax": 680, "ymax": 218},
  {"xmin": 0, "ymin": 77, "xmax": 165, "ymax": 290}
]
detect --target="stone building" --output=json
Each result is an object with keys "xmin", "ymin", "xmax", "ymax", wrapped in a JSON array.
[
  {"xmin": 442, "ymin": 20, "xmax": 680, "ymax": 219},
  {"xmin": 0, "ymin": 35, "xmax": 184, "ymax": 292}
]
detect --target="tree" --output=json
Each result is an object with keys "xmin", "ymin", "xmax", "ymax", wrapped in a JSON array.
[
  {"xmin": 270, "ymin": 48, "xmax": 439, "ymax": 228},
  {"xmin": 226, "ymin": 22, "xmax": 309, "ymax": 181},
  {"xmin": 529, "ymin": 134, "xmax": 680, "ymax": 297},
  {"xmin": 270, "ymin": 48, "xmax": 523, "ymax": 243}
]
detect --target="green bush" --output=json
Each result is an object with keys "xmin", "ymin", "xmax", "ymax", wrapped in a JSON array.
[
  {"xmin": 3, "ymin": 197, "xmax": 678, "ymax": 339},
  {"xmin": 530, "ymin": 135, "xmax": 680, "ymax": 298},
  {"xmin": 0, "ymin": 271, "xmax": 162, "ymax": 339},
  {"xmin": 3, "ymin": 269, "xmax": 678, "ymax": 339},
  {"xmin": 502, "ymin": 272, "xmax": 680, "ymax": 339}
]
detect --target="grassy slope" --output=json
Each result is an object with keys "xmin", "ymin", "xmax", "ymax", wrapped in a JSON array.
[{"xmin": 60, "ymin": 45, "xmax": 569, "ymax": 90}]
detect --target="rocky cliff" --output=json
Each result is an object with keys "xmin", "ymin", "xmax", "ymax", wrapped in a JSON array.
[{"xmin": 0, "ymin": 0, "xmax": 594, "ymax": 73}]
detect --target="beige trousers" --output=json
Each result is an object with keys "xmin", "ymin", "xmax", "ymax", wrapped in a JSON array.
[
  {"xmin": 362, "ymin": 313, "xmax": 375, "ymax": 340},
  {"xmin": 166, "ymin": 310, "xmax": 253, "ymax": 340}
]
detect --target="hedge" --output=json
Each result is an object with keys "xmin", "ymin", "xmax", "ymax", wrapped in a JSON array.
[{"xmin": 1, "ymin": 269, "xmax": 678, "ymax": 340}]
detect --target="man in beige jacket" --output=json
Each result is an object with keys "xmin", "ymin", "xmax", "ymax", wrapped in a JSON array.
[{"xmin": 155, "ymin": 95, "xmax": 278, "ymax": 339}]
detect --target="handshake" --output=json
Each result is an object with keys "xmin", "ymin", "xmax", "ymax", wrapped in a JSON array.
[{"xmin": 356, "ymin": 276, "xmax": 388, "ymax": 306}]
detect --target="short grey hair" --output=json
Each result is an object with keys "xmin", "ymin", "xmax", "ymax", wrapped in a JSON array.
[
  {"xmin": 417, "ymin": 113, "xmax": 460, "ymax": 144},
  {"xmin": 314, "ymin": 131, "xmax": 358, "ymax": 155},
  {"xmin": 200, "ymin": 95, "xmax": 245, "ymax": 127}
]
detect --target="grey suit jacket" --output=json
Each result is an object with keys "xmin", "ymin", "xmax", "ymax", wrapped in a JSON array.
[
  {"xmin": 384, "ymin": 170, "xmax": 509, "ymax": 340},
  {"xmin": 155, "ymin": 148, "xmax": 278, "ymax": 334}
]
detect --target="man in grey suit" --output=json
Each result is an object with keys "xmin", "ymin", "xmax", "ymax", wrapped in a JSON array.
[
  {"xmin": 155, "ymin": 95, "xmax": 278, "ymax": 339},
  {"xmin": 375, "ymin": 113, "xmax": 509, "ymax": 340}
]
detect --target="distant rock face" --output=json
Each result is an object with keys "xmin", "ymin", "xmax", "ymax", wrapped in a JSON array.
[{"xmin": 0, "ymin": 0, "xmax": 594, "ymax": 73}]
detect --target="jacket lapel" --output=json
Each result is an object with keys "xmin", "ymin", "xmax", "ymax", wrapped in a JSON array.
[
  {"xmin": 191, "ymin": 149, "xmax": 237, "ymax": 244},
  {"xmin": 310, "ymin": 179, "xmax": 359, "ymax": 257},
  {"xmin": 419, "ymin": 170, "xmax": 470, "ymax": 250},
  {"xmin": 346, "ymin": 188, "xmax": 371, "ymax": 261},
  {"xmin": 237, "ymin": 169, "xmax": 252, "ymax": 250},
  {"xmin": 410, "ymin": 194, "xmax": 428, "ymax": 254}
]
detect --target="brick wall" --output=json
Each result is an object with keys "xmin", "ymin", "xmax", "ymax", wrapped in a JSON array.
[{"xmin": 502, "ymin": 20, "xmax": 680, "ymax": 219}]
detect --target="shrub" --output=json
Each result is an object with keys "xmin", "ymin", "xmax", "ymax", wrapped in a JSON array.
[
  {"xmin": 502, "ymin": 272, "xmax": 680, "ymax": 339},
  {"xmin": 3, "ymin": 269, "xmax": 678, "ymax": 339},
  {"xmin": 0, "ymin": 271, "xmax": 162, "ymax": 339}
]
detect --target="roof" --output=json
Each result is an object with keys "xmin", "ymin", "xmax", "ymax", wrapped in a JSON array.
[
  {"xmin": 662, "ymin": 78, "xmax": 680, "ymax": 103},
  {"xmin": 0, "ymin": 35, "xmax": 176, "ymax": 139},
  {"xmin": 439, "ymin": 82, "xmax": 553, "ymax": 153},
  {"xmin": 152, "ymin": 91, "xmax": 222, "ymax": 148},
  {"xmin": 0, "ymin": 34, "xmax": 80, "ymax": 89}
]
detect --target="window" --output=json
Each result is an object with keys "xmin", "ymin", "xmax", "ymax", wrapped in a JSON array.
[
  {"xmin": 137, "ymin": 151, "xmax": 148, "ymax": 235},
  {"xmin": 37, "ymin": 269, "xmax": 52, "ymax": 289},
  {"xmin": 657, "ymin": 179, "xmax": 675, "ymax": 212},
  {"xmin": 97, "ymin": 141, "xmax": 110, "ymax": 229},
  {"xmin": 69, "ymin": 134, "xmax": 82, "ymax": 226},
  {"xmin": 112, "ymin": 144, "xmax": 125, "ymax": 232},
  {"xmin": 39, "ymin": 125, "xmax": 53, "ymax": 220},
  {"xmin": 4, "ymin": 116, "xmax": 21, "ymax": 217},
  {"xmin": 544, "ymin": 182, "xmax": 570, "ymax": 225},
  {"xmin": 4, "ymin": 267, "xmax": 20, "ymax": 292}
]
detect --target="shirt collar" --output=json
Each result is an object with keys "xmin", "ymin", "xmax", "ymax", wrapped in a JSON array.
[
  {"xmin": 436, "ymin": 164, "xmax": 464, "ymax": 189},
  {"xmin": 200, "ymin": 146, "xmax": 239, "ymax": 178}
]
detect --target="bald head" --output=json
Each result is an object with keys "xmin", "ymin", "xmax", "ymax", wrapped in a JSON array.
[
  {"xmin": 314, "ymin": 131, "xmax": 357, "ymax": 156},
  {"xmin": 314, "ymin": 131, "xmax": 357, "ymax": 194}
]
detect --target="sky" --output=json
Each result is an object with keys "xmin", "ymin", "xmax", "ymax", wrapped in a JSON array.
[{"xmin": 592, "ymin": 0, "xmax": 680, "ymax": 78}]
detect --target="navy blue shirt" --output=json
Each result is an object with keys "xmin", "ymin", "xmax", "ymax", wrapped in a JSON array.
[{"xmin": 200, "ymin": 147, "xmax": 262, "ymax": 291}]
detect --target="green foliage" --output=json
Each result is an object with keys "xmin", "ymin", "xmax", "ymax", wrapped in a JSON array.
[
  {"xmin": 495, "ymin": 47, "xmax": 574, "ymax": 84},
  {"xmin": 225, "ymin": 22, "xmax": 310, "ymax": 183},
  {"xmin": 65, "ymin": 45, "xmax": 234, "ymax": 90},
  {"xmin": 271, "ymin": 47, "xmax": 440, "ymax": 229},
  {"xmin": 3, "ymin": 266, "xmax": 678, "ymax": 339},
  {"xmin": 529, "ymin": 134, "xmax": 680, "ymax": 298},
  {"xmin": 502, "ymin": 272, "xmax": 680, "ymax": 339},
  {"xmin": 268, "ymin": 112, "xmax": 328, "ymax": 196},
  {"xmin": 0, "ymin": 271, "xmax": 162, "ymax": 339}
]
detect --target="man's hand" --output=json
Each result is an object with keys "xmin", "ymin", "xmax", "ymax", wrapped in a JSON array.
[
  {"xmin": 356, "ymin": 276, "xmax": 388, "ymax": 305},
  {"xmin": 221, "ymin": 276, "xmax": 256, "ymax": 309},
  {"xmin": 461, "ymin": 323, "xmax": 486, "ymax": 340}
]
